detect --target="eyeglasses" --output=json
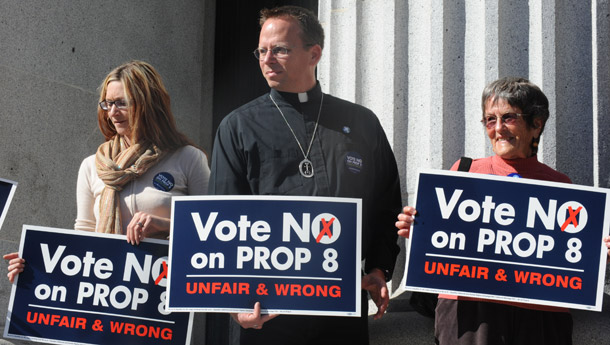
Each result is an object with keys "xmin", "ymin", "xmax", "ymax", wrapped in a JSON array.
[
  {"xmin": 481, "ymin": 113, "xmax": 528, "ymax": 129},
  {"xmin": 99, "ymin": 99, "xmax": 129, "ymax": 111},
  {"xmin": 253, "ymin": 46, "xmax": 292, "ymax": 60}
]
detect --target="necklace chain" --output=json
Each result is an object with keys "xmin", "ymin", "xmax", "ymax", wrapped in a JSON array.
[{"xmin": 269, "ymin": 93, "xmax": 324, "ymax": 161}]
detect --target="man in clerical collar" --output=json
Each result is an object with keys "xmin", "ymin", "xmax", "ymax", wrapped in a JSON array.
[{"xmin": 209, "ymin": 5, "xmax": 402, "ymax": 345}]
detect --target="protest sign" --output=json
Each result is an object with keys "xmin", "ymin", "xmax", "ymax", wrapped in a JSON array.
[
  {"xmin": 403, "ymin": 170, "xmax": 610, "ymax": 311},
  {"xmin": 167, "ymin": 196, "xmax": 362, "ymax": 316},
  {"xmin": 0, "ymin": 178, "xmax": 17, "ymax": 231},
  {"xmin": 4, "ymin": 226, "xmax": 192, "ymax": 345}
]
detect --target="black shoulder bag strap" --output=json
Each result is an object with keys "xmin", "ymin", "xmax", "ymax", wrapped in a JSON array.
[{"xmin": 457, "ymin": 156, "xmax": 472, "ymax": 172}]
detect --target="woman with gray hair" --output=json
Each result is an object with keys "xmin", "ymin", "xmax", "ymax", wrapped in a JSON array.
[{"xmin": 396, "ymin": 77, "xmax": 605, "ymax": 345}]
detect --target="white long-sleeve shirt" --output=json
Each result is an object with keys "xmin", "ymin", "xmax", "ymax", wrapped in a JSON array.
[{"xmin": 74, "ymin": 145, "xmax": 210, "ymax": 235}]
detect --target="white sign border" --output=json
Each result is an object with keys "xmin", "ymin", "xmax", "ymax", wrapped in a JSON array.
[
  {"xmin": 0, "ymin": 178, "xmax": 17, "ymax": 232},
  {"xmin": 167, "ymin": 195, "xmax": 363, "ymax": 317}
]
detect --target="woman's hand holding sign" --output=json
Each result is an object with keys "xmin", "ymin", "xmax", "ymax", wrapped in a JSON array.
[
  {"xmin": 396, "ymin": 206, "xmax": 417, "ymax": 239},
  {"xmin": 4, "ymin": 252, "xmax": 25, "ymax": 283},
  {"xmin": 126, "ymin": 212, "xmax": 170, "ymax": 245}
]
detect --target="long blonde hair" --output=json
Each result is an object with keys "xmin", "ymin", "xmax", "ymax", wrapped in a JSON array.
[{"xmin": 97, "ymin": 60, "xmax": 195, "ymax": 151}]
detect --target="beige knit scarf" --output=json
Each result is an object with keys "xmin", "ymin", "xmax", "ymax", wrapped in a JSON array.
[{"xmin": 95, "ymin": 136, "xmax": 165, "ymax": 234}]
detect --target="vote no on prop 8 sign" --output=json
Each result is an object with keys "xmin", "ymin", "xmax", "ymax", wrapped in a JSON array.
[
  {"xmin": 404, "ymin": 169, "xmax": 610, "ymax": 311},
  {"xmin": 167, "ymin": 195, "xmax": 362, "ymax": 317},
  {"xmin": 4, "ymin": 226, "xmax": 192, "ymax": 345}
]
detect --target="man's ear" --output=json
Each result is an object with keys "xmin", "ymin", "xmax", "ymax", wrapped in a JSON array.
[{"xmin": 310, "ymin": 44, "xmax": 322, "ymax": 66}]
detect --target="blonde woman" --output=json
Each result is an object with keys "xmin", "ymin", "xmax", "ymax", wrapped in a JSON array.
[{"xmin": 5, "ymin": 60, "xmax": 210, "ymax": 282}]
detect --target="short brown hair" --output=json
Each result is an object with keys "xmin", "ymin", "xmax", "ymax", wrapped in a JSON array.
[{"xmin": 259, "ymin": 5, "xmax": 325, "ymax": 49}]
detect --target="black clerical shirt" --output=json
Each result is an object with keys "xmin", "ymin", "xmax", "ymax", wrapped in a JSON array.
[{"xmin": 209, "ymin": 83, "xmax": 401, "ymax": 278}]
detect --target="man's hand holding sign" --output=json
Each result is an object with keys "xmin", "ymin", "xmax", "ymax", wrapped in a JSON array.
[
  {"xmin": 230, "ymin": 302, "xmax": 277, "ymax": 329},
  {"xmin": 361, "ymin": 268, "xmax": 389, "ymax": 320}
]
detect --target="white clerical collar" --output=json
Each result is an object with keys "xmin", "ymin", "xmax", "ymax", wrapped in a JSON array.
[{"xmin": 298, "ymin": 92, "xmax": 308, "ymax": 103}]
